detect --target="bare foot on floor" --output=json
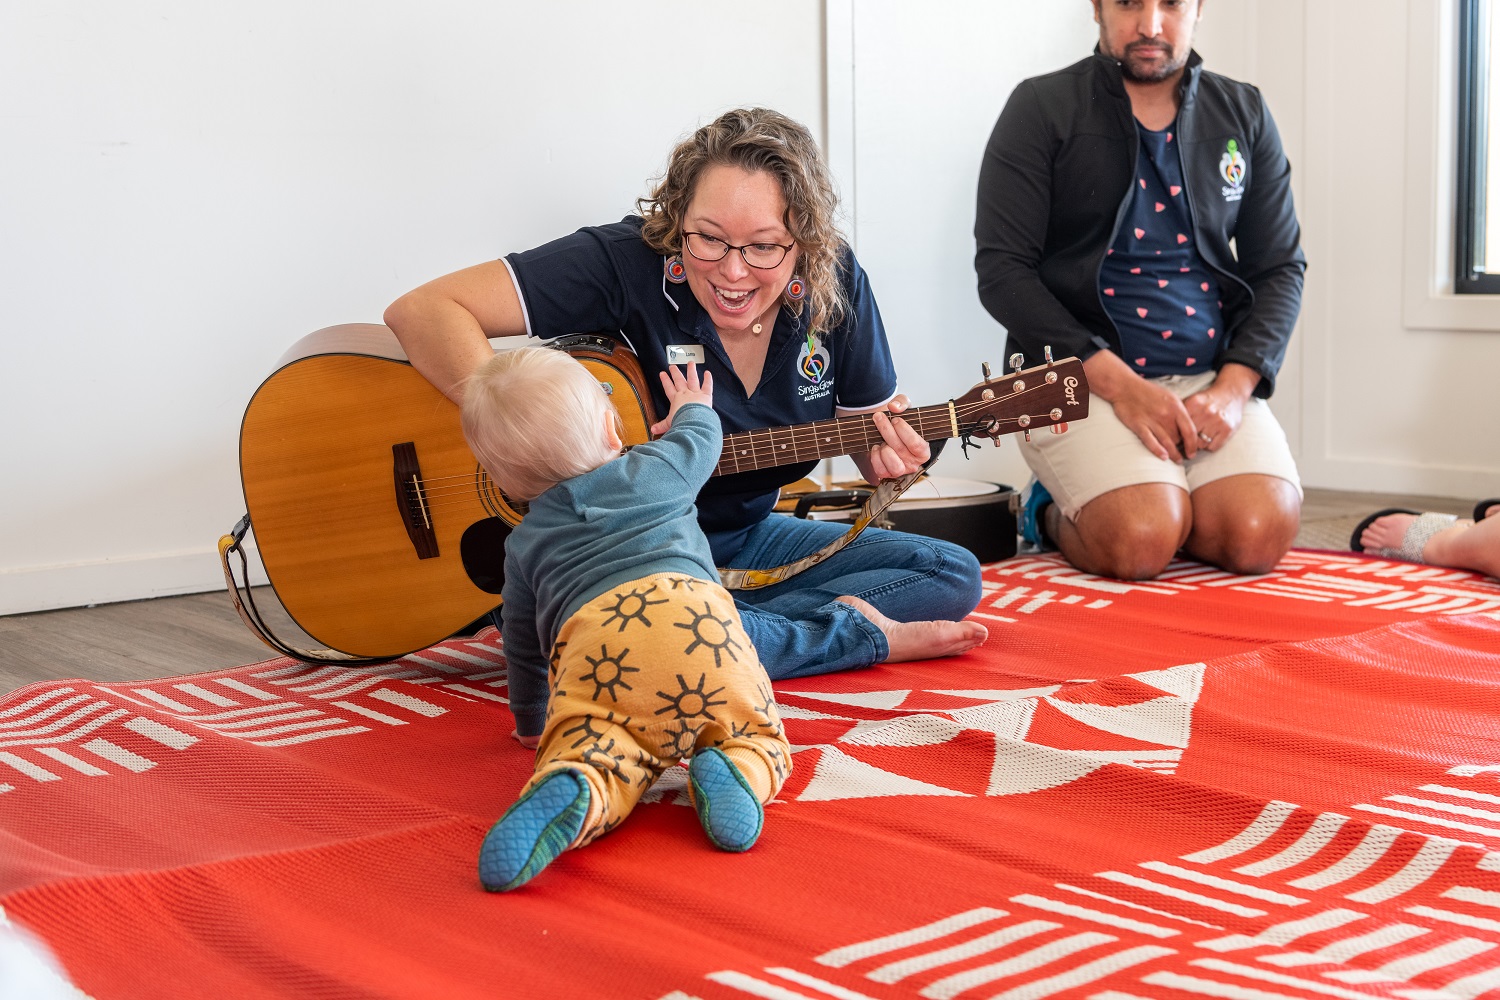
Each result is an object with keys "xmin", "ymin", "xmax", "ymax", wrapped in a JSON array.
[
  {"xmin": 1360, "ymin": 513, "xmax": 1471, "ymax": 563},
  {"xmin": 836, "ymin": 595, "xmax": 988, "ymax": 662}
]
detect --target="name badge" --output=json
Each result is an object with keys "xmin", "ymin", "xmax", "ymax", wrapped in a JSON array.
[{"xmin": 666, "ymin": 344, "xmax": 705, "ymax": 365}]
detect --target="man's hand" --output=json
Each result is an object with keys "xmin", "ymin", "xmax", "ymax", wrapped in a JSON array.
[
  {"xmin": 1085, "ymin": 351, "xmax": 1199, "ymax": 461},
  {"xmin": 1182, "ymin": 363, "xmax": 1259, "ymax": 453},
  {"xmin": 649, "ymin": 363, "xmax": 714, "ymax": 436},
  {"xmin": 853, "ymin": 395, "xmax": 931, "ymax": 483}
]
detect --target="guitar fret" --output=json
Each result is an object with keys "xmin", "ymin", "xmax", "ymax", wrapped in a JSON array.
[
  {"xmin": 824, "ymin": 419, "xmax": 841, "ymax": 460},
  {"xmin": 774, "ymin": 424, "xmax": 791, "ymax": 461},
  {"xmin": 791, "ymin": 421, "xmax": 811, "ymax": 464},
  {"xmin": 709, "ymin": 358, "xmax": 1084, "ymax": 476}
]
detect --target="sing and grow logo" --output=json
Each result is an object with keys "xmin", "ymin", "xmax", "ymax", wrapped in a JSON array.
[
  {"xmin": 798, "ymin": 331, "xmax": 830, "ymax": 384},
  {"xmin": 796, "ymin": 330, "xmax": 833, "ymax": 401},
  {"xmin": 1219, "ymin": 138, "xmax": 1246, "ymax": 201}
]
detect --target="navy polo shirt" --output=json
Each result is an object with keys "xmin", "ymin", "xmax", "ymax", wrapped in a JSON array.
[
  {"xmin": 1099, "ymin": 121, "xmax": 1225, "ymax": 377},
  {"xmin": 504, "ymin": 216, "xmax": 899, "ymax": 562}
]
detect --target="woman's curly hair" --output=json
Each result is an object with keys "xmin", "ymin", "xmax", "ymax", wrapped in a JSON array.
[{"xmin": 637, "ymin": 108, "xmax": 848, "ymax": 335}]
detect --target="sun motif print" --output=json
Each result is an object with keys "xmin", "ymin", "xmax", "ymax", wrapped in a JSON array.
[{"xmin": 525, "ymin": 573, "xmax": 791, "ymax": 848}]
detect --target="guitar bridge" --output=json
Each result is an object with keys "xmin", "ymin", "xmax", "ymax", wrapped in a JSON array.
[{"xmin": 392, "ymin": 442, "xmax": 438, "ymax": 559}]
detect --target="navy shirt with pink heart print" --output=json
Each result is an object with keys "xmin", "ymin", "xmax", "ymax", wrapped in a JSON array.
[{"xmin": 1098, "ymin": 120, "xmax": 1225, "ymax": 377}]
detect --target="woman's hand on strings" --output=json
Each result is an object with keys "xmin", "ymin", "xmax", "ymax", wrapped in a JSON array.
[{"xmin": 856, "ymin": 395, "xmax": 929, "ymax": 483}]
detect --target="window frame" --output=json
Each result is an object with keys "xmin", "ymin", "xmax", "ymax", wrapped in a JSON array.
[{"xmin": 1454, "ymin": 0, "xmax": 1500, "ymax": 293}]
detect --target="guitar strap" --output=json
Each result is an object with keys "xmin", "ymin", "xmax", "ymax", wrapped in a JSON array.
[
  {"xmin": 718, "ymin": 469, "xmax": 926, "ymax": 591},
  {"xmin": 218, "ymin": 516, "xmax": 400, "ymax": 666}
]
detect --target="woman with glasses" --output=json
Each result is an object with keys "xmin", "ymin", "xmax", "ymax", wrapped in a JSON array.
[{"xmin": 385, "ymin": 107, "xmax": 986, "ymax": 685}]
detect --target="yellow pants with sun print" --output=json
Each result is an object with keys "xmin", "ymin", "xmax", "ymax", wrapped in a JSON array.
[{"xmin": 521, "ymin": 572, "xmax": 791, "ymax": 847}]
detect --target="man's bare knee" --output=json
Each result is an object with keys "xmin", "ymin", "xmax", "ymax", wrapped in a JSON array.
[
  {"xmin": 1190, "ymin": 506, "xmax": 1298, "ymax": 575},
  {"xmin": 1075, "ymin": 516, "xmax": 1183, "ymax": 580},
  {"xmin": 1094, "ymin": 535, "xmax": 1180, "ymax": 579}
]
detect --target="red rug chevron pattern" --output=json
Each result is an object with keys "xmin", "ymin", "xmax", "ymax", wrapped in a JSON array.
[{"xmin": 3, "ymin": 550, "xmax": 1500, "ymax": 1000}]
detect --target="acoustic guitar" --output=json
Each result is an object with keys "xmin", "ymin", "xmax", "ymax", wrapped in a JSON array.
[{"xmin": 232, "ymin": 324, "xmax": 1088, "ymax": 659}]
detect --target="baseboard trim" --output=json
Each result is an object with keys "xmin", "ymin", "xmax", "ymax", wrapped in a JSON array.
[
  {"xmin": 1299, "ymin": 455, "xmax": 1498, "ymax": 502},
  {"xmin": 0, "ymin": 547, "xmax": 269, "ymax": 617}
]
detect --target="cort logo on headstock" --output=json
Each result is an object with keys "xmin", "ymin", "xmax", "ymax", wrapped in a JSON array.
[{"xmin": 1064, "ymin": 376, "xmax": 1081, "ymax": 406}]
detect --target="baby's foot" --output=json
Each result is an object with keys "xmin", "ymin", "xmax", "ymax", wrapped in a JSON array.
[
  {"xmin": 837, "ymin": 595, "xmax": 988, "ymax": 663},
  {"xmin": 688, "ymin": 747, "xmax": 763, "ymax": 852},
  {"xmin": 478, "ymin": 768, "xmax": 590, "ymax": 891}
]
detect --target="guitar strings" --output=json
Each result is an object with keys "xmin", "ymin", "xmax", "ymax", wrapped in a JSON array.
[
  {"xmin": 404, "ymin": 391, "xmax": 1068, "ymax": 512},
  {"xmin": 404, "ymin": 390, "xmax": 1067, "ymax": 499}
]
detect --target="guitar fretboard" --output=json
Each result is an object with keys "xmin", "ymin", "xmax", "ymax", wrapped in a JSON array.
[{"xmin": 715, "ymin": 403, "xmax": 959, "ymax": 477}]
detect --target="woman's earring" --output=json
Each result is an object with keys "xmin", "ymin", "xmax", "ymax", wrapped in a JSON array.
[
  {"xmin": 784, "ymin": 275, "xmax": 807, "ymax": 302},
  {"xmin": 664, "ymin": 255, "xmax": 688, "ymax": 284}
]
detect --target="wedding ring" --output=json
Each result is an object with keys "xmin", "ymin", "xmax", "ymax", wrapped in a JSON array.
[{"xmin": 1198, "ymin": 431, "xmax": 1213, "ymax": 444}]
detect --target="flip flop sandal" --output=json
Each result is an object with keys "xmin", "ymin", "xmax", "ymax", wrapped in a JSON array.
[
  {"xmin": 1474, "ymin": 498, "xmax": 1500, "ymax": 522},
  {"xmin": 1349, "ymin": 508, "xmax": 1419, "ymax": 553},
  {"xmin": 1357, "ymin": 511, "xmax": 1459, "ymax": 563}
]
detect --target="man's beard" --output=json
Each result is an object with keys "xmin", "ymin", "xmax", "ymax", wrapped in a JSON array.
[{"xmin": 1117, "ymin": 41, "xmax": 1189, "ymax": 83}]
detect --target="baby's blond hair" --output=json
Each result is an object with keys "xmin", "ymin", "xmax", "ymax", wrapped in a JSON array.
[{"xmin": 460, "ymin": 347, "xmax": 623, "ymax": 502}]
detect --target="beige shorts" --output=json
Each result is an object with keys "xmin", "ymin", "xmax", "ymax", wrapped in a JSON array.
[{"xmin": 1019, "ymin": 370, "xmax": 1302, "ymax": 521}]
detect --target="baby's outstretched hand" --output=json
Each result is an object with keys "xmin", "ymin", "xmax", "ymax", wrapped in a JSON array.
[{"xmin": 650, "ymin": 363, "xmax": 714, "ymax": 436}]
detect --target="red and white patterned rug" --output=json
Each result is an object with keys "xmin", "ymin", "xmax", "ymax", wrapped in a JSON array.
[{"xmin": 3, "ymin": 551, "xmax": 1500, "ymax": 1000}]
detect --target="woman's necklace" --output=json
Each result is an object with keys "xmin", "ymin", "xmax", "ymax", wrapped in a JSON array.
[{"xmin": 750, "ymin": 304, "xmax": 778, "ymax": 336}]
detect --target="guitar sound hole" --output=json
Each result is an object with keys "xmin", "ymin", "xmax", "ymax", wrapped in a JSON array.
[
  {"xmin": 475, "ymin": 466, "xmax": 527, "ymax": 522},
  {"xmin": 460, "ymin": 518, "xmax": 511, "ymax": 594}
]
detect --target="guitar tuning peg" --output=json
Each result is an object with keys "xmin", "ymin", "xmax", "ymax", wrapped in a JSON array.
[
  {"xmin": 1023, "ymin": 429, "xmax": 1031, "ymax": 442},
  {"xmin": 1050, "ymin": 422, "xmax": 1069, "ymax": 435},
  {"xmin": 1044, "ymin": 345, "xmax": 1054, "ymax": 364},
  {"xmin": 1008, "ymin": 352, "xmax": 1024, "ymax": 372},
  {"xmin": 981, "ymin": 362, "xmax": 992, "ymax": 381}
]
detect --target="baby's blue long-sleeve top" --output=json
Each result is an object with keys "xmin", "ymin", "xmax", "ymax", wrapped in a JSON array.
[{"xmin": 500, "ymin": 403, "xmax": 722, "ymax": 737}]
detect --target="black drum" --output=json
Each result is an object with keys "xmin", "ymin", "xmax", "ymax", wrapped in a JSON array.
[{"xmin": 787, "ymin": 477, "xmax": 1017, "ymax": 564}]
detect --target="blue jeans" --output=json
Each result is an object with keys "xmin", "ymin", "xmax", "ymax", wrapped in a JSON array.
[{"xmin": 716, "ymin": 514, "xmax": 983, "ymax": 681}]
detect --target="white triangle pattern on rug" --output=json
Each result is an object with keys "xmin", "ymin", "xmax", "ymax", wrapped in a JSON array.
[
  {"xmin": 839, "ymin": 714, "xmax": 967, "ymax": 748},
  {"xmin": 777, "ymin": 661, "xmax": 1206, "ymax": 802},
  {"xmin": 1131, "ymin": 662, "xmax": 1206, "ymax": 701},
  {"xmin": 779, "ymin": 689, "xmax": 911, "ymax": 710},
  {"xmin": 795, "ymin": 745, "xmax": 972, "ymax": 802},
  {"xmin": 1042, "ymin": 693, "xmax": 1194, "ymax": 748},
  {"xmin": 775, "ymin": 702, "xmax": 856, "ymax": 722},
  {"xmin": 927, "ymin": 687, "xmax": 1063, "ymax": 702}
]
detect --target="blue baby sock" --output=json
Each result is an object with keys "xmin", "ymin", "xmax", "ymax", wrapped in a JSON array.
[
  {"xmin": 478, "ymin": 768, "xmax": 590, "ymax": 892},
  {"xmin": 688, "ymin": 748, "xmax": 764, "ymax": 853}
]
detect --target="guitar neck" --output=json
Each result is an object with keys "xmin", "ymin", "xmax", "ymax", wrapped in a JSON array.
[{"xmin": 714, "ymin": 403, "xmax": 957, "ymax": 477}]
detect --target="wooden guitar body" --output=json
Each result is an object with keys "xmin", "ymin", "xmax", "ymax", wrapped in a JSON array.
[
  {"xmin": 236, "ymin": 324, "xmax": 1087, "ymax": 659},
  {"xmin": 238, "ymin": 325, "xmax": 654, "ymax": 658}
]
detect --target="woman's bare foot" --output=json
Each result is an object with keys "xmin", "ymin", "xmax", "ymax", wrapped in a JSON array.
[
  {"xmin": 1360, "ymin": 513, "xmax": 1472, "ymax": 564},
  {"xmin": 836, "ymin": 595, "xmax": 988, "ymax": 663}
]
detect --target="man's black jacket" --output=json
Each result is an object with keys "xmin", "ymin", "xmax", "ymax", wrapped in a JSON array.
[{"xmin": 975, "ymin": 49, "xmax": 1305, "ymax": 398}]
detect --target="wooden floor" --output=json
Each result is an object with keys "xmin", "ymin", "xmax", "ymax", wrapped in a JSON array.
[{"xmin": 0, "ymin": 487, "xmax": 1481, "ymax": 694}]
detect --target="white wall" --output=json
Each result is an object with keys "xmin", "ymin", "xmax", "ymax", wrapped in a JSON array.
[
  {"xmin": 842, "ymin": 0, "xmax": 1498, "ymax": 499},
  {"xmin": 0, "ymin": 1, "xmax": 825, "ymax": 615},
  {"xmin": 5, "ymin": 0, "xmax": 1496, "ymax": 618},
  {"xmin": 1188, "ymin": 0, "xmax": 1499, "ymax": 494},
  {"xmin": 831, "ymin": 2, "xmax": 1098, "ymax": 491}
]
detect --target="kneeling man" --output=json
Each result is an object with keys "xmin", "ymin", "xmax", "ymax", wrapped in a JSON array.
[{"xmin": 975, "ymin": 0, "xmax": 1304, "ymax": 580}]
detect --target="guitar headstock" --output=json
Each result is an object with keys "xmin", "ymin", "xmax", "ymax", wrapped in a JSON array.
[{"xmin": 951, "ymin": 352, "xmax": 1090, "ymax": 442}]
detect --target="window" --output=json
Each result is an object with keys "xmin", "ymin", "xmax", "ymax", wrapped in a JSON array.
[{"xmin": 1456, "ymin": 0, "xmax": 1500, "ymax": 293}]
